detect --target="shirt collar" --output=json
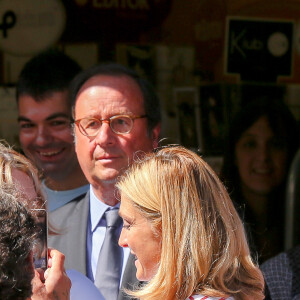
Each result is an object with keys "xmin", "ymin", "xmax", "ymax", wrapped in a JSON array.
[{"xmin": 89, "ymin": 185, "xmax": 120, "ymax": 232}]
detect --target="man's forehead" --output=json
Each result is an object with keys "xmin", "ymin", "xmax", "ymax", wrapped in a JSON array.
[
  {"xmin": 74, "ymin": 75, "xmax": 145, "ymax": 115},
  {"xmin": 77, "ymin": 74, "xmax": 142, "ymax": 96}
]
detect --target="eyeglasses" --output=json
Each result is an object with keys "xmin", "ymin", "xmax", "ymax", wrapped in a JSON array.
[{"xmin": 74, "ymin": 114, "xmax": 147, "ymax": 136}]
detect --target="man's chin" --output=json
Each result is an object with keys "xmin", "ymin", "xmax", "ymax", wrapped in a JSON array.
[
  {"xmin": 37, "ymin": 163, "xmax": 67, "ymax": 178},
  {"xmin": 99, "ymin": 175, "xmax": 119, "ymax": 184},
  {"xmin": 93, "ymin": 171, "xmax": 121, "ymax": 185},
  {"xmin": 43, "ymin": 170, "xmax": 65, "ymax": 181}
]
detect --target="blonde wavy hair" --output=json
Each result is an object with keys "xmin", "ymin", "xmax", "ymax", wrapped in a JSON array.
[
  {"xmin": 117, "ymin": 146, "xmax": 264, "ymax": 300},
  {"xmin": 0, "ymin": 141, "xmax": 48, "ymax": 220}
]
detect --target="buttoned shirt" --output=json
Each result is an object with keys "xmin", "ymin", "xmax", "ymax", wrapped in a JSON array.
[{"xmin": 86, "ymin": 186, "xmax": 130, "ymax": 284}]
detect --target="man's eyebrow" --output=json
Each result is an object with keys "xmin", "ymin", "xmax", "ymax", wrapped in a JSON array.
[{"xmin": 18, "ymin": 113, "xmax": 71, "ymax": 122}]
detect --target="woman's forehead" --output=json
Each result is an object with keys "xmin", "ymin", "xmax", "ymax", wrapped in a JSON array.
[{"xmin": 11, "ymin": 168, "xmax": 38, "ymax": 202}]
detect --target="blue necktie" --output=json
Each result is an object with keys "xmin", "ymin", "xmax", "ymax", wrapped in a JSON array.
[{"xmin": 94, "ymin": 209, "xmax": 123, "ymax": 300}]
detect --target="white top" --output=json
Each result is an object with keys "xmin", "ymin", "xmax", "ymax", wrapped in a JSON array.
[
  {"xmin": 42, "ymin": 181, "xmax": 89, "ymax": 212},
  {"xmin": 86, "ymin": 186, "xmax": 130, "ymax": 283}
]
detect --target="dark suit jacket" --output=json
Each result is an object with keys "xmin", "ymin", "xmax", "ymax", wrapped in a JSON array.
[
  {"xmin": 261, "ymin": 245, "xmax": 300, "ymax": 300},
  {"xmin": 48, "ymin": 191, "xmax": 139, "ymax": 300}
]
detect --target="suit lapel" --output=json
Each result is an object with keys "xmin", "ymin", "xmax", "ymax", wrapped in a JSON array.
[
  {"xmin": 49, "ymin": 191, "xmax": 90, "ymax": 275},
  {"xmin": 50, "ymin": 191, "xmax": 142, "ymax": 299},
  {"xmin": 66, "ymin": 191, "xmax": 90, "ymax": 274}
]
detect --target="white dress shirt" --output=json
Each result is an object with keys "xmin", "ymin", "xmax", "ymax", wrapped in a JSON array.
[{"xmin": 86, "ymin": 186, "xmax": 130, "ymax": 285}]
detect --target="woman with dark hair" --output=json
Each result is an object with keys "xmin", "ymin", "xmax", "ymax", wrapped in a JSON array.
[{"xmin": 220, "ymin": 97, "xmax": 299, "ymax": 262}]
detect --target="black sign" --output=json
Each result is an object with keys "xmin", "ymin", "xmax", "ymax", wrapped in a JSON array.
[
  {"xmin": 0, "ymin": 11, "xmax": 16, "ymax": 38},
  {"xmin": 61, "ymin": 0, "xmax": 172, "ymax": 43},
  {"xmin": 226, "ymin": 18, "xmax": 293, "ymax": 82}
]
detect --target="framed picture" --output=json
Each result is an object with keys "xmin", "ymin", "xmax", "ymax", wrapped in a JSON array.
[
  {"xmin": 116, "ymin": 44, "xmax": 155, "ymax": 83},
  {"xmin": 173, "ymin": 87, "xmax": 202, "ymax": 152},
  {"xmin": 225, "ymin": 16, "xmax": 294, "ymax": 82},
  {"xmin": 198, "ymin": 83, "xmax": 227, "ymax": 155}
]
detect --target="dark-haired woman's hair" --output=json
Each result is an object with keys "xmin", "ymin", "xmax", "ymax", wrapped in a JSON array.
[{"xmin": 220, "ymin": 97, "xmax": 299, "ymax": 261}]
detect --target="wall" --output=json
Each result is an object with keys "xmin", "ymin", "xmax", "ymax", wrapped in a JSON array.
[{"xmin": 1, "ymin": 0, "xmax": 300, "ymax": 150}]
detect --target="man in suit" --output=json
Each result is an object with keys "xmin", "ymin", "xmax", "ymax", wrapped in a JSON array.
[
  {"xmin": 16, "ymin": 49, "xmax": 89, "ymax": 212},
  {"xmin": 49, "ymin": 63, "xmax": 161, "ymax": 300}
]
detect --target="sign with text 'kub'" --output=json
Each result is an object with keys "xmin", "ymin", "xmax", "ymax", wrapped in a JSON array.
[{"xmin": 225, "ymin": 17, "xmax": 293, "ymax": 82}]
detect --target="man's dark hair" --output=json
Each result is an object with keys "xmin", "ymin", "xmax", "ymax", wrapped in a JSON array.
[
  {"xmin": 0, "ymin": 185, "xmax": 37, "ymax": 300},
  {"xmin": 70, "ymin": 62, "xmax": 161, "ymax": 133},
  {"xmin": 16, "ymin": 49, "xmax": 82, "ymax": 102}
]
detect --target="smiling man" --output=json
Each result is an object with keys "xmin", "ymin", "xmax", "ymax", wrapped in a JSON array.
[
  {"xmin": 16, "ymin": 49, "xmax": 89, "ymax": 212},
  {"xmin": 48, "ymin": 62, "xmax": 161, "ymax": 300}
]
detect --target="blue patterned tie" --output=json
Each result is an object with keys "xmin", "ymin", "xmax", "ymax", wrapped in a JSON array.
[{"xmin": 94, "ymin": 209, "xmax": 123, "ymax": 299}]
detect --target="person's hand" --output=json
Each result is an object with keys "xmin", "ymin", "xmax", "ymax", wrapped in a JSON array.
[{"xmin": 31, "ymin": 249, "xmax": 71, "ymax": 300}]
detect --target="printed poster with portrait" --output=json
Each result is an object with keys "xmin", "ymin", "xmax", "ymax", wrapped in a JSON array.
[
  {"xmin": 173, "ymin": 87, "xmax": 202, "ymax": 152},
  {"xmin": 173, "ymin": 84, "xmax": 229, "ymax": 156}
]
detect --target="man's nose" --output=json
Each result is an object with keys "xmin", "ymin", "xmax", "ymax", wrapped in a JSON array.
[
  {"xmin": 34, "ymin": 125, "xmax": 53, "ymax": 146},
  {"xmin": 94, "ymin": 121, "xmax": 116, "ymax": 146}
]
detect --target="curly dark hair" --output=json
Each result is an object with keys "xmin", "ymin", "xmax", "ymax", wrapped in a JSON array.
[{"xmin": 0, "ymin": 185, "xmax": 37, "ymax": 300}]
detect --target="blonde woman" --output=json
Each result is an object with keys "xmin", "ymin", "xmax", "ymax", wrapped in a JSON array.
[
  {"xmin": 0, "ymin": 142, "xmax": 44, "ymax": 207},
  {"xmin": 0, "ymin": 142, "xmax": 71, "ymax": 299},
  {"xmin": 117, "ymin": 146, "xmax": 265, "ymax": 300}
]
